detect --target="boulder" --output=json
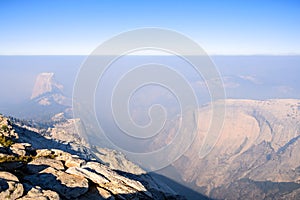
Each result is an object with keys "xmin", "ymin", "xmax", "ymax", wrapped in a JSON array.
[
  {"xmin": 36, "ymin": 149, "xmax": 72, "ymax": 161},
  {"xmin": 75, "ymin": 184, "xmax": 114, "ymax": 200},
  {"xmin": 66, "ymin": 167, "xmax": 109, "ymax": 185},
  {"xmin": 66, "ymin": 162, "xmax": 152, "ymax": 198},
  {"xmin": 26, "ymin": 157, "xmax": 65, "ymax": 174},
  {"xmin": 85, "ymin": 162, "xmax": 148, "ymax": 191},
  {"xmin": 17, "ymin": 186, "xmax": 60, "ymax": 200},
  {"xmin": 24, "ymin": 167, "xmax": 88, "ymax": 199},
  {"xmin": 64, "ymin": 157, "xmax": 86, "ymax": 168},
  {"xmin": 0, "ymin": 171, "xmax": 23, "ymax": 200},
  {"xmin": 10, "ymin": 143, "xmax": 31, "ymax": 156}
]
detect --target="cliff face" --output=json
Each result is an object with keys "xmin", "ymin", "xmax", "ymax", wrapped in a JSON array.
[
  {"xmin": 9, "ymin": 73, "xmax": 71, "ymax": 121},
  {"xmin": 30, "ymin": 73, "xmax": 63, "ymax": 99},
  {"xmin": 31, "ymin": 73, "xmax": 63, "ymax": 100},
  {"xmin": 157, "ymin": 99, "xmax": 300, "ymax": 199},
  {"xmin": 31, "ymin": 72, "xmax": 70, "ymax": 106},
  {"xmin": 0, "ymin": 116, "xmax": 185, "ymax": 200}
]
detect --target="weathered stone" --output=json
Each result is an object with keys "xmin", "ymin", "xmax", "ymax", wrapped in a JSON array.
[
  {"xmin": 92, "ymin": 147, "xmax": 145, "ymax": 175},
  {"xmin": 75, "ymin": 185, "xmax": 114, "ymax": 200},
  {"xmin": 82, "ymin": 162, "xmax": 152, "ymax": 198},
  {"xmin": 97, "ymin": 187, "xmax": 114, "ymax": 199},
  {"xmin": 35, "ymin": 149, "xmax": 54, "ymax": 157},
  {"xmin": 36, "ymin": 149, "xmax": 72, "ymax": 162},
  {"xmin": 0, "ymin": 171, "xmax": 18, "ymax": 182},
  {"xmin": 0, "ymin": 171, "xmax": 23, "ymax": 200},
  {"xmin": 51, "ymin": 149, "xmax": 72, "ymax": 161},
  {"xmin": 0, "ymin": 115, "xmax": 185, "ymax": 200},
  {"xmin": 24, "ymin": 167, "xmax": 88, "ymax": 199},
  {"xmin": 17, "ymin": 186, "xmax": 60, "ymax": 200},
  {"xmin": 26, "ymin": 157, "xmax": 65, "ymax": 174},
  {"xmin": 10, "ymin": 143, "xmax": 31, "ymax": 156},
  {"xmin": 66, "ymin": 167, "xmax": 109, "ymax": 185},
  {"xmin": 64, "ymin": 157, "xmax": 86, "ymax": 168}
]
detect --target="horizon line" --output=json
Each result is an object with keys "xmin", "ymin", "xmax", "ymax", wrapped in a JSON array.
[{"xmin": 1, "ymin": 54, "xmax": 300, "ymax": 56}]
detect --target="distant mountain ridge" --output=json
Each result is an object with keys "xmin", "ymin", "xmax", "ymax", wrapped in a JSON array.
[
  {"xmin": 31, "ymin": 72, "xmax": 63, "ymax": 99},
  {"xmin": 30, "ymin": 72, "xmax": 71, "ymax": 106},
  {"xmin": 155, "ymin": 99, "xmax": 300, "ymax": 199},
  {"xmin": 8, "ymin": 72, "xmax": 71, "ymax": 121}
]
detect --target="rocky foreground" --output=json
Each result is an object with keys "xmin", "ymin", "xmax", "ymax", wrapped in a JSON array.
[{"xmin": 0, "ymin": 115, "xmax": 184, "ymax": 199}]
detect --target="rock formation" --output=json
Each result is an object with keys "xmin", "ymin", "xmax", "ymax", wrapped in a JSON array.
[
  {"xmin": 31, "ymin": 73, "xmax": 62, "ymax": 99},
  {"xmin": 156, "ymin": 99, "xmax": 300, "ymax": 199},
  {"xmin": 0, "ymin": 115, "xmax": 185, "ymax": 199},
  {"xmin": 9, "ymin": 73, "xmax": 72, "ymax": 120},
  {"xmin": 31, "ymin": 72, "xmax": 70, "ymax": 106}
]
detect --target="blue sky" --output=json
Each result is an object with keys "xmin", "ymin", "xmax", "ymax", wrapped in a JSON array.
[{"xmin": 0, "ymin": 0, "xmax": 299, "ymax": 55}]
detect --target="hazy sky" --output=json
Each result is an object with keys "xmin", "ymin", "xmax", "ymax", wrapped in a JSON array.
[{"xmin": 0, "ymin": 0, "xmax": 299, "ymax": 55}]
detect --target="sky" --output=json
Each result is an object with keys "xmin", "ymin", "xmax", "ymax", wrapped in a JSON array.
[{"xmin": 0, "ymin": 0, "xmax": 299, "ymax": 55}]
